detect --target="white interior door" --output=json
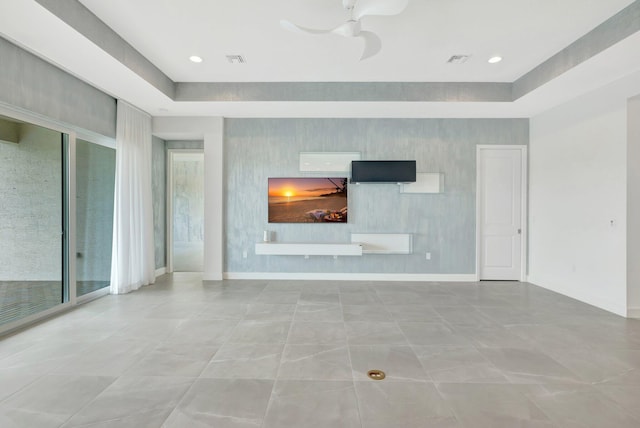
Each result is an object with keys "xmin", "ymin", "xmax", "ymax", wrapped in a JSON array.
[{"xmin": 478, "ymin": 147, "xmax": 525, "ymax": 280}]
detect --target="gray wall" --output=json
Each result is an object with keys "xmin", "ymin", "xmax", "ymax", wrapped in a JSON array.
[
  {"xmin": 225, "ymin": 118, "xmax": 528, "ymax": 274},
  {"xmin": 167, "ymin": 141, "xmax": 205, "ymax": 247},
  {"xmin": 173, "ymin": 156, "xmax": 204, "ymax": 243},
  {"xmin": 0, "ymin": 123, "xmax": 62, "ymax": 280},
  {"xmin": 0, "ymin": 37, "xmax": 116, "ymax": 138},
  {"xmin": 152, "ymin": 136, "xmax": 167, "ymax": 270},
  {"xmin": 167, "ymin": 141, "xmax": 204, "ymax": 150}
]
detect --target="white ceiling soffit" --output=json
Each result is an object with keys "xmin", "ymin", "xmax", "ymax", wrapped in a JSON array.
[{"xmin": 1, "ymin": 0, "xmax": 640, "ymax": 118}]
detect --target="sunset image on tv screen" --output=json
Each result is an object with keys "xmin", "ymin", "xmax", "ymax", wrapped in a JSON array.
[{"xmin": 268, "ymin": 177, "xmax": 347, "ymax": 223}]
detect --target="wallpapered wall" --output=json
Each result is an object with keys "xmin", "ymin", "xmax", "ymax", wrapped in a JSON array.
[
  {"xmin": 0, "ymin": 37, "xmax": 116, "ymax": 138},
  {"xmin": 224, "ymin": 118, "xmax": 528, "ymax": 275},
  {"xmin": 152, "ymin": 136, "xmax": 166, "ymax": 270}
]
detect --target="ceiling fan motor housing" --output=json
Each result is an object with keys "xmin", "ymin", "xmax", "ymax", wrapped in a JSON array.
[
  {"xmin": 343, "ymin": 20, "xmax": 361, "ymax": 37},
  {"xmin": 282, "ymin": 0, "xmax": 410, "ymax": 60},
  {"xmin": 343, "ymin": 0, "xmax": 357, "ymax": 11}
]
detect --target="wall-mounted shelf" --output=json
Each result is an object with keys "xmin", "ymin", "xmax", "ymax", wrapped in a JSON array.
[
  {"xmin": 350, "ymin": 233, "xmax": 413, "ymax": 254},
  {"xmin": 255, "ymin": 235, "xmax": 413, "ymax": 257},
  {"xmin": 400, "ymin": 173, "xmax": 443, "ymax": 194},
  {"xmin": 255, "ymin": 242, "xmax": 363, "ymax": 256}
]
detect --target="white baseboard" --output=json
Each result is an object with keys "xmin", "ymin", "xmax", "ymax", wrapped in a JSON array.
[
  {"xmin": 155, "ymin": 267, "xmax": 167, "ymax": 277},
  {"xmin": 628, "ymin": 307, "xmax": 640, "ymax": 319},
  {"xmin": 223, "ymin": 272, "xmax": 477, "ymax": 282}
]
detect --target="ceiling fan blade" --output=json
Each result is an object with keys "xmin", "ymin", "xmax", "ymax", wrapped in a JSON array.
[
  {"xmin": 280, "ymin": 19, "xmax": 333, "ymax": 35},
  {"xmin": 358, "ymin": 30, "xmax": 381, "ymax": 60},
  {"xmin": 331, "ymin": 21, "xmax": 359, "ymax": 37},
  {"xmin": 354, "ymin": 0, "xmax": 409, "ymax": 20}
]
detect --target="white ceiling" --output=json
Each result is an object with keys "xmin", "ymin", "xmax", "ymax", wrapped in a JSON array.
[
  {"xmin": 2, "ymin": 0, "xmax": 640, "ymax": 119},
  {"xmin": 78, "ymin": 0, "xmax": 632, "ymax": 82}
]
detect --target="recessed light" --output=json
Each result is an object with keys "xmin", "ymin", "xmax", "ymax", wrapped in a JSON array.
[
  {"xmin": 189, "ymin": 55, "xmax": 203, "ymax": 63},
  {"xmin": 488, "ymin": 56, "xmax": 502, "ymax": 64}
]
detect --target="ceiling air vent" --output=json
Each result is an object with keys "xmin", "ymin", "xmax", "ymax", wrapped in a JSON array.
[
  {"xmin": 447, "ymin": 54, "xmax": 471, "ymax": 64},
  {"xmin": 226, "ymin": 55, "xmax": 246, "ymax": 64}
]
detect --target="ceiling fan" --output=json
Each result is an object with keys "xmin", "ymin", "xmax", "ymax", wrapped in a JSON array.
[{"xmin": 280, "ymin": 0, "xmax": 409, "ymax": 61}]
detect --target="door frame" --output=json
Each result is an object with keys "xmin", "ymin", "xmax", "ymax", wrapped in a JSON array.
[
  {"xmin": 166, "ymin": 149, "xmax": 205, "ymax": 273},
  {"xmin": 475, "ymin": 145, "xmax": 528, "ymax": 282}
]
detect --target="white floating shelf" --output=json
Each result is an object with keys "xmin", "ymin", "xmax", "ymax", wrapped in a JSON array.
[
  {"xmin": 255, "ymin": 242, "xmax": 363, "ymax": 256},
  {"xmin": 299, "ymin": 152, "xmax": 361, "ymax": 173},
  {"xmin": 351, "ymin": 233, "xmax": 413, "ymax": 254},
  {"xmin": 400, "ymin": 173, "xmax": 443, "ymax": 194}
]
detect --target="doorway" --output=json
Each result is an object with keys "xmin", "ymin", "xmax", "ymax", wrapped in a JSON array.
[
  {"xmin": 476, "ymin": 145, "xmax": 527, "ymax": 281},
  {"xmin": 167, "ymin": 150, "xmax": 204, "ymax": 272}
]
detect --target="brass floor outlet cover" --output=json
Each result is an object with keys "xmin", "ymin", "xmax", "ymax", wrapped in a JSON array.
[{"xmin": 367, "ymin": 369, "xmax": 386, "ymax": 380}]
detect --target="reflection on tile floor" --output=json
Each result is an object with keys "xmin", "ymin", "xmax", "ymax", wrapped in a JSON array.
[
  {"xmin": 1, "ymin": 272, "xmax": 640, "ymax": 427},
  {"xmin": 0, "ymin": 281, "xmax": 109, "ymax": 327},
  {"xmin": 0, "ymin": 281, "xmax": 62, "ymax": 327}
]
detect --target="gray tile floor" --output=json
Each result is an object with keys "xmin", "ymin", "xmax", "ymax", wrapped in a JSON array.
[{"xmin": 1, "ymin": 273, "xmax": 640, "ymax": 427}]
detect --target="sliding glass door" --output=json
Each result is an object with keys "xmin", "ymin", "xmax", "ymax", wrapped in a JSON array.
[
  {"xmin": 0, "ymin": 115, "xmax": 68, "ymax": 327},
  {"xmin": 75, "ymin": 139, "xmax": 115, "ymax": 297},
  {"xmin": 0, "ymin": 112, "xmax": 117, "ymax": 332}
]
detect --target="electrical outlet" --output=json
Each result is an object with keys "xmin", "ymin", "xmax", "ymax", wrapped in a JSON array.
[
  {"xmin": 425, "ymin": 252, "xmax": 431, "ymax": 260},
  {"xmin": 242, "ymin": 250, "xmax": 248, "ymax": 259}
]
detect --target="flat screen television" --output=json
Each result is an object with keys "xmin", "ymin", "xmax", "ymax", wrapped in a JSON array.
[
  {"xmin": 268, "ymin": 177, "xmax": 348, "ymax": 223},
  {"xmin": 351, "ymin": 160, "xmax": 416, "ymax": 183}
]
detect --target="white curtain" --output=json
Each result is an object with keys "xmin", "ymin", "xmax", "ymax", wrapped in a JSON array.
[{"xmin": 110, "ymin": 101, "xmax": 155, "ymax": 294}]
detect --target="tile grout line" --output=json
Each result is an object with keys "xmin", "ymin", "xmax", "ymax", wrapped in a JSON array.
[
  {"xmin": 339, "ymin": 284, "xmax": 366, "ymax": 428},
  {"xmin": 259, "ymin": 281, "xmax": 299, "ymax": 428}
]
